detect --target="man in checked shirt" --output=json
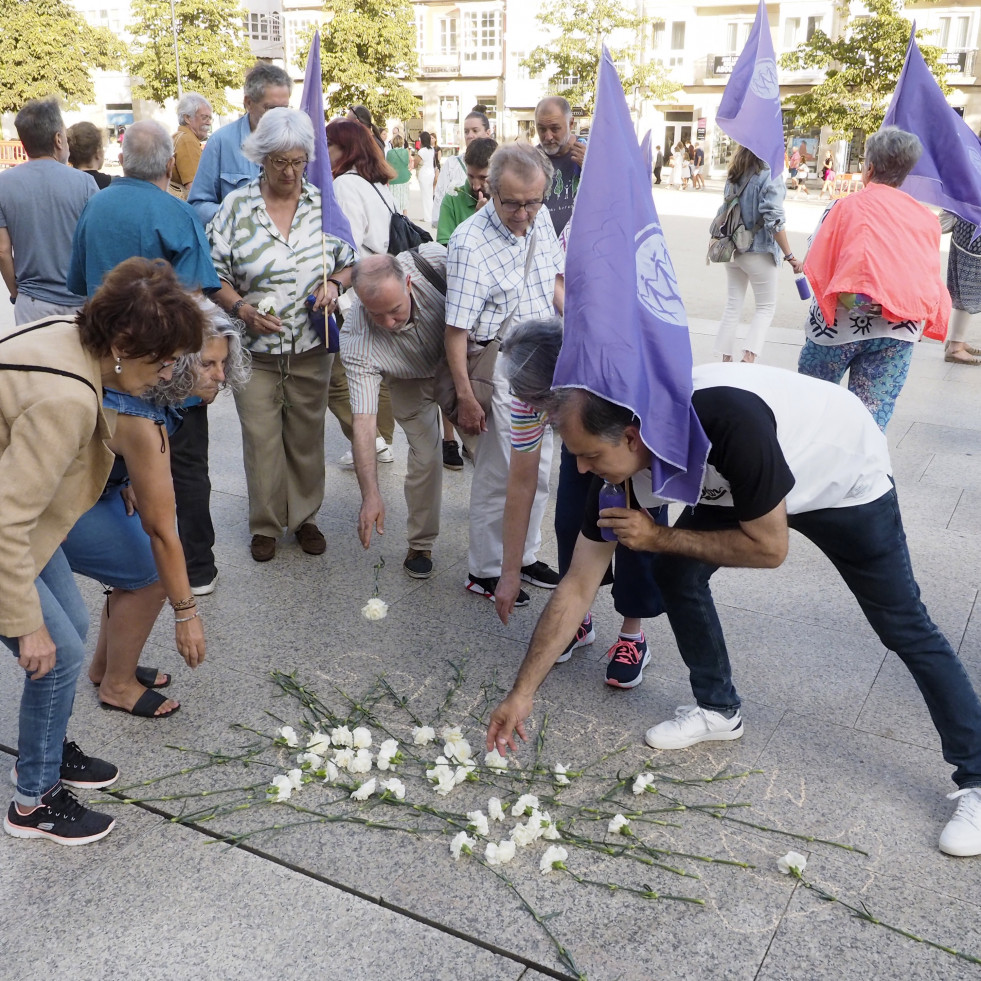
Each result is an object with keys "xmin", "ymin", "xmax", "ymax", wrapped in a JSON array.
[{"xmin": 444, "ymin": 144, "xmax": 565, "ymax": 607}]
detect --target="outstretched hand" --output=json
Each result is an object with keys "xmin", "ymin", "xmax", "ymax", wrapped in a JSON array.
[{"xmin": 486, "ymin": 691, "xmax": 533, "ymax": 755}]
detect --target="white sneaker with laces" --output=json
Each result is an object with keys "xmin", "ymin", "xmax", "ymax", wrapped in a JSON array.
[
  {"xmin": 645, "ymin": 705, "xmax": 743, "ymax": 750},
  {"xmin": 939, "ymin": 787, "xmax": 981, "ymax": 856}
]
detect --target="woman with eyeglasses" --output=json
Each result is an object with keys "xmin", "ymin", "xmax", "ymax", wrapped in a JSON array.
[
  {"xmin": 207, "ymin": 108, "xmax": 357, "ymax": 563},
  {"xmin": 60, "ymin": 303, "xmax": 249, "ymax": 718}
]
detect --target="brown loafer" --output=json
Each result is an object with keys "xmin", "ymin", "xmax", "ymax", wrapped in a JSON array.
[
  {"xmin": 250, "ymin": 534, "xmax": 276, "ymax": 562},
  {"xmin": 296, "ymin": 523, "xmax": 326, "ymax": 555}
]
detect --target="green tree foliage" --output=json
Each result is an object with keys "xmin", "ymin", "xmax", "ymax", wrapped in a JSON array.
[
  {"xmin": 128, "ymin": 0, "xmax": 255, "ymax": 114},
  {"xmin": 780, "ymin": 0, "xmax": 948, "ymax": 140},
  {"xmin": 0, "ymin": 0, "xmax": 124, "ymax": 117},
  {"xmin": 521, "ymin": 0, "xmax": 676, "ymax": 112},
  {"xmin": 301, "ymin": 0, "xmax": 418, "ymax": 122}
]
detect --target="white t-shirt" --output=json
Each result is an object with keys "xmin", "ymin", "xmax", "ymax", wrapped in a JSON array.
[{"xmin": 632, "ymin": 363, "xmax": 893, "ymax": 516}]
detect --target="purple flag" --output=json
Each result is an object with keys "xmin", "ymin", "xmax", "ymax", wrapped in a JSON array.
[
  {"xmin": 640, "ymin": 129, "xmax": 653, "ymax": 177},
  {"xmin": 299, "ymin": 30, "xmax": 355, "ymax": 250},
  {"xmin": 717, "ymin": 0, "xmax": 784, "ymax": 179},
  {"xmin": 553, "ymin": 47, "xmax": 710, "ymax": 506},
  {"xmin": 883, "ymin": 26, "xmax": 981, "ymax": 231}
]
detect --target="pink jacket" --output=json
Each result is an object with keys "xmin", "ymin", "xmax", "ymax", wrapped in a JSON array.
[{"xmin": 804, "ymin": 181, "xmax": 950, "ymax": 341}]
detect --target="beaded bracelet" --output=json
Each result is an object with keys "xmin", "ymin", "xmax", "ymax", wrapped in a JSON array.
[
  {"xmin": 175, "ymin": 611, "xmax": 200, "ymax": 623},
  {"xmin": 171, "ymin": 596, "xmax": 196, "ymax": 612}
]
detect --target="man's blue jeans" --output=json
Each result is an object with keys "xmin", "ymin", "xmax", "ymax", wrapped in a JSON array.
[
  {"xmin": 652, "ymin": 488, "xmax": 981, "ymax": 789},
  {"xmin": 1, "ymin": 548, "xmax": 87, "ymax": 806},
  {"xmin": 555, "ymin": 444, "xmax": 665, "ymax": 619}
]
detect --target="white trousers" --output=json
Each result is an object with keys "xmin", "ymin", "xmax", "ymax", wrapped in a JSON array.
[
  {"xmin": 464, "ymin": 356, "xmax": 553, "ymax": 578},
  {"xmin": 713, "ymin": 251, "xmax": 780, "ymax": 359}
]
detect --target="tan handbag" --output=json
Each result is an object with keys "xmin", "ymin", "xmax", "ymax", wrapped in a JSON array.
[{"xmin": 434, "ymin": 230, "xmax": 538, "ymax": 425}]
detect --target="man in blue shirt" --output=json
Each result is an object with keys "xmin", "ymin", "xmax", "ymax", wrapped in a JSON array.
[
  {"xmin": 68, "ymin": 119, "xmax": 222, "ymax": 597},
  {"xmin": 0, "ymin": 99, "xmax": 96, "ymax": 324},
  {"xmin": 187, "ymin": 63, "xmax": 292, "ymax": 225}
]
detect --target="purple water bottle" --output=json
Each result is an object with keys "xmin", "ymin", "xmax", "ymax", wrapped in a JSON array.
[
  {"xmin": 795, "ymin": 275, "xmax": 811, "ymax": 300},
  {"xmin": 598, "ymin": 480, "xmax": 626, "ymax": 542}
]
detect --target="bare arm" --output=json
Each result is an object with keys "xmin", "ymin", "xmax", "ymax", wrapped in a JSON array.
[
  {"xmin": 553, "ymin": 274, "xmax": 565, "ymax": 316},
  {"xmin": 773, "ymin": 229, "xmax": 804, "ymax": 274},
  {"xmin": 495, "ymin": 445, "xmax": 541, "ymax": 624},
  {"xmin": 444, "ymin": 324, "xmax": 485, "ymax": 435},
  {"xmin": 600, "ymin": 500, "xmax": 789, "ymax": 569},
  {"xmin": 352, "ymin": 412, "xmax": 384, "ymax": 548},
  {"xmin": 487, "ymin": 534, "xmax": 615, "ymax": 753},
  {"xmin": 113, "ymin": 415, "xmax": 206, "ymax": 668},
  {"xmin": 0, "ymin": 227, "xmax": 16, "ymax": 299}
]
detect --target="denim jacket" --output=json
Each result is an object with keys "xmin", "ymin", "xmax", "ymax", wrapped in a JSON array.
[{"xmin": 724, "ymin": 168, "xmax": 787, "ymax": 265}]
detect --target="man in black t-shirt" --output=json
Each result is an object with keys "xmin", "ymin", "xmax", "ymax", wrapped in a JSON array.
[
  {"xmin": 534, "ymin": 96, "xmax": 584, "ymax": 240},
  {"xmin": 487, "ymin": 357, "xmax": 981, "ymax": 857}
]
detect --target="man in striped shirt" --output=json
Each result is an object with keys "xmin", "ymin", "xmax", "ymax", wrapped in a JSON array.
[{"xmin": 341, "ymin": 243, "xmax": 449, "ymax": 580}]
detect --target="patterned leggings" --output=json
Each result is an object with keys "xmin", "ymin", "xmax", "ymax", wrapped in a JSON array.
[{"xmin": 797, "ymin": 336, "xmax": 914, "ymax": 432}]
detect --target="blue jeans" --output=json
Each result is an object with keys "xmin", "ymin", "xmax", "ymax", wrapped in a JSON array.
[
  {"xmin": 653, "ymin": 488, "xmax": 981, "ymax": 789},
  {"xmin": 1, "ymin": 548, "xmax": 88, "ymax": 805},
  {"xmin": 555, "ymin": 444, "xmax": 664, "ymax": 620}
]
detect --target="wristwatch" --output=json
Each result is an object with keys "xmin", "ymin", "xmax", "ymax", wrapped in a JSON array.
[
  {"xmin": 231, "ymin": 298, "xmax": 247, "ymax": 317},
  {"xmin": 327, "ymin": 277, "xmax": 345, "ymax": 295}
]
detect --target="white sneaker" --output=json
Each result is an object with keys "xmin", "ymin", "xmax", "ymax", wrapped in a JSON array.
[
  {"xmin": 645, "ymin": 705, "xmax": 743, "ymax": 750},
  {"xmin": 191, "ymin": 574, "xmax": 218, "ymax": 597},
  {"xmin": 375, "ymin": 436, "xmax": 394, "ymax": 464},
  {"xmin": 939, "ymin": 787, "xmax": 981, "ymax": 856},
  {"xmin": 338, "ymin": 449, "xmax": 354, "ymax": 468}
]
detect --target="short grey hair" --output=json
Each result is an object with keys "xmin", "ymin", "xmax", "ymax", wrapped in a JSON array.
[
  {"xmin": 177, "ymin": 92, "xmax": 211, "ymax": 126},
  {"xmin": 487, "ymin": 143, "xmax": 553, "ymax": 196},
  {"xmin": 242, "ymin": 107, "xmax": 315, "ymax": 165},
  {"xmin": 535, "ymin": 96, "xmax": 573, "ymax": 123},
  {"xmin": 500, "ymin": 317, "xmax": 563, "ymax": 409},
  {"xmin": 865, "ymin": 126, "xmax": 922, "ymax": 187},
  {"xmin": 151, "ymin": 301, "xmax": 251, "ymax": 404},
  {"xmin": 14, "ymin": 98, "xmax": 64, "ymax": 158},
  {"xmin": 351, "ymin": 254, "xmax": 406, "ymax": 301},
  {"xmin": 243, "ymin": 63, "xmax": 293, "ymax": 103},
  {"xmin": 121, "ymin": 120, "xmax": 174, "ymax": 180}
]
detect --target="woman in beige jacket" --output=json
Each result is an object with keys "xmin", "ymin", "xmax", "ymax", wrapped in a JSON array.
[{"xmin": 0, "ymin": 257, "xmax": 205, "ymax": 846}]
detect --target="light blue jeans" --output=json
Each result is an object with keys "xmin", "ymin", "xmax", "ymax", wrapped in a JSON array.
[{"xmin": 1, "ymin": 548, "xmax": 88, "ymax": 806}]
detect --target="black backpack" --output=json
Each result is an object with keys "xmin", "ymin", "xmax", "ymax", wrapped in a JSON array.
[{"xmin": 367, "ymin": 181, "xmax": 433, "ymax": 254}]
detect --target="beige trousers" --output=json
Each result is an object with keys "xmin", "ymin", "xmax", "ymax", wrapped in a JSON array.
[
  {"xmin": 234, "ymin": 348, "xmax": 331, "ymax": 538},
  {"xmin": 388, "ymin": 376, "xmax": 442, "ymax": 550},
  {"xmin": 328, "ymin": 356, "xmax": 396, "ymax": 444}
]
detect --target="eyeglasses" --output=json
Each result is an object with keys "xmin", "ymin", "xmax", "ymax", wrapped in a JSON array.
[
  {"xmin": 157, "ymin": 358, "xmax": 178, "ymax": 370},
  {"xmin": 268, "ymin": 156, "xmax": 309, "ymax": 172},
  {"xmin": 495, "ymin": 195, "xmax": 545, "ymax": 214}
]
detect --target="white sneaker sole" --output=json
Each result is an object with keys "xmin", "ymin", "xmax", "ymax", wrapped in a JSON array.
[
  {"xmin": 556, "ymin": 626, "xmax": 596, "ymax": 664},
  {"xmin": 3, "ymin": 814, "xmax": 115, "ymax": 845},
  {"xmin": 644, "ymin": 719, "xmax": 744, "ymax": 750}
]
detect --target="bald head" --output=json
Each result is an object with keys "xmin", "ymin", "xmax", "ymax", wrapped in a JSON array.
[
  {"xmin": 122, "ymin": 120, "xmax": 174, "ymax": 183},
  {"xmin": 351, "ymin": 255, "xmax": 413, "ymax": 332}
]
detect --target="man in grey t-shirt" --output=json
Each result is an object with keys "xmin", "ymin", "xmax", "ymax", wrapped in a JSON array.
[{"xmin": 0, "ymin": 99, "xmax": 97, "ymax": 325}]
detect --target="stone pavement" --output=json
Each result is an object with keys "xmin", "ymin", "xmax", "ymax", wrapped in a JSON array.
[{"xmin": 3, "ymin": 184, "xmax": 981, "ymax": 981}]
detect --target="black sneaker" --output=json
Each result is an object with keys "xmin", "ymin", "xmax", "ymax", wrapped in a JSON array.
[
  {"xmin": 10, "ymin": 740, "xmax": 119, "ymax": 791},
  {"xmin": 403, "ymin": 548, "xmax": 433, "ymax": 579},
  {"xmin": 520, "ymin": 561, "xmax": 559, "ymax": 589},
  {"xmin": 442, "ymin": 439, "xmax": 464, "ymax": 471},
  {"xmin": 605, "ymin": 635, "xmax": 651, "ymax": 689},
  {"xmin": 556, "ymin": 613, "xmax": 596, "ymax": 663},
  {"xmin": 3, "ymin": 783, "xmax": 115, "ymax": 845},
  {"xmin": 465, "ymin": 574, "xmax": 529, "ymax": 606}
]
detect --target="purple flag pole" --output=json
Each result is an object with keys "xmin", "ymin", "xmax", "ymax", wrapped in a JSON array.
[
  {"xmin": 299, "ymin": 30, "xmax": 355, "ymax": 251},
  {"xmin": 553, "ymin": 47, "xmax": 710, "ymax": 506},
  {"xmin": 716, "ymin": 0, "xmax": 785, "ymax": 178},
  {"xmin": 883, "ymin": 25, "xmax": 981, "ymax": 232}
]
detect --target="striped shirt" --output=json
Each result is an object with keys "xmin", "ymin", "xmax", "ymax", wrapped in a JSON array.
[
  {"xmin": 510, "ymin": 398, "xmax": 548, "ymax": 452},
  {"xmin": 445, "ymin": 200, "xmax": 564, "ymax": 342},
  {"xmin": 208, "ymin": 177, "xmax": 357, "ymax": 355},
  {"xmin": 340, "ymin": 243, "xmax": 448, "ymax": 414}
]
